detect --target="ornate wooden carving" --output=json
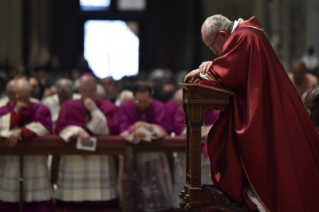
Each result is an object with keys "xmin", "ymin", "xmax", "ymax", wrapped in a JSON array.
[{"xmin": 180, "ymin": 83, "xmax": 251, "ymax": 212}]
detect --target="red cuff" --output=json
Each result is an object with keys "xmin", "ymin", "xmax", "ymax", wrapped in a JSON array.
[
  {"xmin": 128, "ymin": 126, "xmax": 134, "ymax": 133},
  {"xmin": 10, "ymin": 110, "xmax": 21, "ymax": 130},
  {"xmin": 20, "ymin": 127, "xmax": 37, "ymax": 139}
]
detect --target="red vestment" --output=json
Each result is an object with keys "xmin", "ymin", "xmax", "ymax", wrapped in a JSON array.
[{"xmin": 206, "ymin": 17, "xmax": 319, "ymax": 211}]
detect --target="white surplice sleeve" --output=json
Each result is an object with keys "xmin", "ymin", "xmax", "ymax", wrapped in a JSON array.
[{"xmin": 86, "ymin": 109, "xmax": 109, "ymax": 135}]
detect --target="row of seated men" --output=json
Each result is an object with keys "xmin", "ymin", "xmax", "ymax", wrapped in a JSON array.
[{"xmin": 0, "ymin": 75, "xmax": 220, "ymax": 212}]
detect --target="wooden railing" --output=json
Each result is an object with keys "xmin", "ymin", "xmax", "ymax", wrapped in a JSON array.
[
  {"xmin": 180, "ymin": 82, "xmax": 251, "ymax": 212},
  {"xmin": 0, "ymin": 135, "xmax": 186, "ymax": 212}
]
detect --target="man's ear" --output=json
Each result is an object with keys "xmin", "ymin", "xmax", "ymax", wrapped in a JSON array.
[{"xmin": 219, "ymin": 31, "xmax": 229, "ymax": 38}]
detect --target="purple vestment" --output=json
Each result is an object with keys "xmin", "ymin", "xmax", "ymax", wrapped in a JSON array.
[
  {"xmin": 0, "ymin": 102, "xmax": 52, "ymax": 134},
  {"xmin": 119, "ymin": 99, "xmax": 167, "ymax": 133},
  {"xmin": 119, "ymin": 100, "xmax": 173, "ymax": 211},
  {"xmin": 55, "ymin": 99, "xmax": 119, "ymax": 135},
  {"xmin": 173, "ymin": 106, "xmax": 220, "ymax": 135},
  {"xmin": 0, "ymin": 102, "xmax": 53, "ymax": 211},
  {"xmin": 54, "ymin": 99, "xmax": 119, "ymax": 206},
  {"xmin": 163, "ymin": 100, "xmax": 178, "ymax": 134}
]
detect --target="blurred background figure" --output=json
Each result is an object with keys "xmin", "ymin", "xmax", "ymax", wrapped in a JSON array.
[
  {"xmin": 29, "ymin": 76, "xmax": 44, "ymax": 101},
  {"xmin": 289, "ymin": 60, "xmax": 318, "ymax": 96},
  {"xmin": 302, "ymin": 47, "xmax": 319, "ymax": 78},
  {"xmin": 115, "ymin": 90, "xmax": 134, "ymax": 106},
  {"xmin": 101, "ymin": 76, "xmax": 116, "ymax": 102},
  {"xmin": 54, "ymin": 76, "xmax": 119, "ymax": 211},
  {"xmin": 304, "ymin": 86, "xmax": 319, "ymax": 131},
  {"xmin": 42, "ymin": 78, "xmax": 80, "ymax": 127},
  {"xmin": 0, "ymin": 79, "xmax": 15, "ymax": 107},
  {"xmin": 119, "ymin": 84, "xmax": 173, "ymax": 211}
]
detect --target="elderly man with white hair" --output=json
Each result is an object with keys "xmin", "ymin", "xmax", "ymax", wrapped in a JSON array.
[
  {"xmin": 184, "ymin": 14, "xmax": 319, "ymax": 212},
  {"xmin": 42, "ymin": 78, "xmax": 80, "ymax": 127},
  {"xmin": 54, "ymin": 76, "xmax": 119, "ymax": 210},
  {"xmin": 0, "ymin": 78, "xmax": 53, "ymax": 211}
]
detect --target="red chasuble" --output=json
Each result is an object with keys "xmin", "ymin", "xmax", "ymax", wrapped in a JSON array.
[{"xmin": 206, "ymin": 17, "xmax": 319, "ymax": 211}]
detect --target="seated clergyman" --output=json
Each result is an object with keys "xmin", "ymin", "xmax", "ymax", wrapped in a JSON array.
[
  {"xmin": 119, "ymin": 84, "xmax": 173, "ymax": 211},
  {"xmin": 0, "ymin": 78, "xmax": 53, "ymax": 211},
  {"xmin": 54, "ymin": 76, "xmax": 119, "ymax": 209}
]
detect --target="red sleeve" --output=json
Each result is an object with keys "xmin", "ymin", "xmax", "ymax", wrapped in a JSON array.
[
  {"xmin": 20, "ymin": 127, "xmax": 37, "ymax": 139},
  {"xmin": 10, "ymin": 110, "xmax": 21, "ymax": 130}
]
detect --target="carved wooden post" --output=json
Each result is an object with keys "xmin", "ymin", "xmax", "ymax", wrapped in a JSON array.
[{"xmin": 179, "ymin": 82, "xmax": 251, "ymax": 212}]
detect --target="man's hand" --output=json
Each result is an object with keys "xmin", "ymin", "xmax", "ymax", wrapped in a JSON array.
[
  {"xmin": 133, "ymin": 121, "xmax": 144, "ymax": 131},
  {"xmin": 6, "ymin": 129, "xmax": 21, "ymax": 148},
  {"xmin": 184, "ymin": 69, "xmax": 200, "ymax": 83},
  {"xmin": 78, "ymin": 128, "xmax": 91, "ymax": 146},
  {"xmin": 14, "ymin": 101, "xmax": 28, "ymax": 113},
  {"xmin": 133, "ymin": 121, "xmax": 152, "ymax": 131},
  {"xmin": 199, "ymin": 61, "xmax": 213, "ymax": 75},
  {"xmin": 83, "ymin": 98, "xmax": 98, "ymax": 112},
  {"xmin": 133, "ymin": 130, "xmax": 146, "ymax": 140}
]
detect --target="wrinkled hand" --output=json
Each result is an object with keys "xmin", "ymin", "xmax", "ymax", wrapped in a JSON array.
[
  {"xmin": 133, "ymin": 121, "xmax": 145, "ymax": 131},
  {"xmin": 83, "ymin": 98, "xmax": 97, "ymax": 112},
  {"xmin": 6, "ymin": 129, "xmax": 21, "ymax": 148},
  {"xmin": 14, "ymin": 101, "xmax": 28, "ymax": 113},
  {"xmin": 184, "ymin": 69, "xmax": 200, "ymax": 83},
  {"xmin": 199, "ymin": 61, "xmax": 213, "ymax": 75},
  {"xmin": 78, "ymin": 128, "xmax": 91, "ymax": 146},
  {"xmin": 133, "ymin": 130, "xmax": 145, "ymax": 140},
  {"xmin": 133, "ymin": 121, "xmax": 152, "ymax": 131}
]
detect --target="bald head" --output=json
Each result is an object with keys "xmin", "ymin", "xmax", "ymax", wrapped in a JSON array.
[
  {"xmin": 79, "ymin": 76, "xmax": 97, "ymax": 100},
  {"xmin": 14, "ymin": 78, "xmax": 31, "ymax": 105},
  {"xmin": 6, "ymin": 80, "xmax": 16, "ymax": 103}
]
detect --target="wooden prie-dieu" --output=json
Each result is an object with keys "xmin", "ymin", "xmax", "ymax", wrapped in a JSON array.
[{"xmin": 179, "ymin": 81, "xmax": 251, "ymax": 212}]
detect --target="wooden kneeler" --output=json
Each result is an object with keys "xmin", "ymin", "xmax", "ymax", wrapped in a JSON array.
[{"xmin": 179, "ymin": 81, "xmax": 251, "ymax": 212}]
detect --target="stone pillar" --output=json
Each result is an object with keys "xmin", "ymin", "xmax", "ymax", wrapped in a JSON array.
[
  {"xmin": 0, "ymin": 0, "xmax": 23, "ymax": 66},
  {"xmin": 305, "ymin": 0, "xmax": 319, "ymax": 56}
]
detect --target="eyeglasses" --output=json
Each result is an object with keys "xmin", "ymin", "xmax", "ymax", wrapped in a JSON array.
[
  {"xmin": 209, "ymin": 31, "xmax": 219, "ymax": 51},
  {"xmin": 306, "ymin": 104, "xmax": 319, "ymax": 116}
]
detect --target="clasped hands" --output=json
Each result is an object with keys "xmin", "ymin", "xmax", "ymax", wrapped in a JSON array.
[
  {"xmin": 184, "ymin": 61, "xmax": 213, "ymax": 83},
  {"xmin": 132, "ymin": 121, "xmax": 153, "ymax": 141}
]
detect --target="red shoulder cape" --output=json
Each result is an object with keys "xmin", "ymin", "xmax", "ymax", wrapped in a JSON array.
[{"xmin": 206, "ymin": 16, "xmax": 319, "ymax": 211}]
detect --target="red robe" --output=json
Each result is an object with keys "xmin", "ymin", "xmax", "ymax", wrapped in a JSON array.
[{"xmin": 205, "ymin": 17, "xmax": 319, "ymax": 211}]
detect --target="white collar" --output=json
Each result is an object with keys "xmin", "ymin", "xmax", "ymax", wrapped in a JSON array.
[{"xmin": 231, "ymin": 18, "xmax": 244, "ymax": 34}]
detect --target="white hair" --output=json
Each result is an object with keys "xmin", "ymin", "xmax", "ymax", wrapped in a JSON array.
[
  {"xmin": 56, "ymin": 78, "xmax": 73, "ymax": 91},
  {"xmin": 79, "ymin": 76, "xmax": 97, "ymax": 87},
  {"xmin": 115, "ymin": 90, "xmax": 134, "ymax": 106},
  {"xmin": 202, "ymin": 14, "xmax": 233, "ymax": 37}
]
